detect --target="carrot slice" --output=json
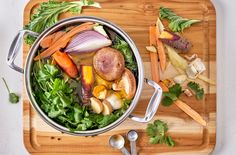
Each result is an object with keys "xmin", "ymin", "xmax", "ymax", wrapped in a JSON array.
[
  {"xmin": 149, "ymin": 26, "xmax": 160, "ymax": 83},
  {"xmin": 52, "ymin": 51, "xmax": 78, "ymax": 78},
  {"xmin": 156, "ymin": 21, "xmax": 166, "ymax": 71},
  {"xmin": 34, "ymin": 22, "xmax": 95, "ymax": 61}
]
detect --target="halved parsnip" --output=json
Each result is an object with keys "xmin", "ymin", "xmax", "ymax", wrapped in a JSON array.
[
  {"xmin": 102, "ymin": 100, "xmax": 113, "ymax": 115},
  {"xmin": 90, "ymin": 97, "xmax": 103, "ymax": 114},
  {"xmin": 106, "ymin": 93, "xmax": 123, "ymax": 110}
]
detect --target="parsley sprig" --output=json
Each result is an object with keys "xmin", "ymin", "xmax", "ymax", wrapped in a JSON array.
[
  {"xmin": 146, "ymin": 120, "xmax": 175, "ymax": 147},
  {"xmin": 162, "ymin": 84, "xmax": 182, "ymax": 106},
  {"xmin": 187, "ymin": 82, "xmax": 204, "ymax": 100},
  {"xmin": 2, "ymin": 77, "xmax": 20, "ymax": 104}
]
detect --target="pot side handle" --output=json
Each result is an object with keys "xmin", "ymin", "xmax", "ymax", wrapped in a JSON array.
[
  {"xmin": 129, "ymin": 78, "xmax": 162, "ymax": 123},
  {"xmin": 7, "ymin": 30, "xmax": 38, "ymax": 73}
]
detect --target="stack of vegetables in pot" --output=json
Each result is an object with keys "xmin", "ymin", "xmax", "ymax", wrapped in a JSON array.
[
  {"xmin": 146, "ymin": 7, "xmax": 216, "ymax": 128},
  {"xmin": 32, "ymin": 22, "xmax": 138, "ymax": 131}
]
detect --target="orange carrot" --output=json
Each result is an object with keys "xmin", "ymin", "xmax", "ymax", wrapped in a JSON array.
[
  {"xmin": 149, "ymin": 26, "xmax": 160, "ymax": 83},
  {"xmin": 40, "ymin": 33, "xmax": 56, "ymax": 49},
  {"xmin": 158, "ymin": 81, "xmax": 169, "ymax": 92},
  {"xmin": 156, "ymin": 22, "xmax": 166, "ymax": 71},
  {"xmin": 34, "ymin": 22, "xmax": 95, "ymax": 61},
  {"xmin": 52, "ymin": 51, "xmax": 78, "ymax": 78},
  {"xmin": 51, "ymin": 31, "xmax": 66, "ymax": 45}
]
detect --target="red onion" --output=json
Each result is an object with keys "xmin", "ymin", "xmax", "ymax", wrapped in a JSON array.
[{"xmin": 65, "ymin": 30, "xmax": 112, "ymax": 53}]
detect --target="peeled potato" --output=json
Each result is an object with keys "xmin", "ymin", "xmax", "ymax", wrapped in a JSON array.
[
  {"xmin": 90, "ymin": 97, "xmax": 103, "ymax": 114},
  {"xmin": 102, "ymin": 100, "xmax": 113, "ymax": 115},
  {"xmin": 106, "ymin": 93, "xmax": 123, "ymax": 110}
]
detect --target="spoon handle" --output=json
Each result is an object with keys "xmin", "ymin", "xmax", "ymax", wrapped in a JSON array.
[
  {"xmin": 120, "ymin": 147, "xmax": 131, "ymax": 155},
  {"xmin": 130, "ymin": 141, "xmax": 137, "ymax": 155}
]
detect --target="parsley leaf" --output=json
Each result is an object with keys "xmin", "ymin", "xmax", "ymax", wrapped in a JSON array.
[
  {"xmin": 187, "ymin": 82, "xmax": 204, "ymax": 100},
  {"xmin": 159, "ymin": 7, "xmax": 201, "ymax": 32},
  {"xmin": 2, "ymin": 77, "xmax": 20, "ymax": 104},
  {"xmin": 162, "ymin": 84, "xmax": 182, "ymax": 106},
  {"xmin": 146, "ymin": 119, "xmax": 175, "ymax": 147}
]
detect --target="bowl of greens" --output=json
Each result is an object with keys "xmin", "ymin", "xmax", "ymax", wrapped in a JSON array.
[{"xmin": 7, "ymin": 16, "xmax": 162, "ymax": 136}]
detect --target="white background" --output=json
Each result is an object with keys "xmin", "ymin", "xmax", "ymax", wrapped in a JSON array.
[{"xmin": 0, "ymin": 0, "xmax": 235, "ymax": 154}]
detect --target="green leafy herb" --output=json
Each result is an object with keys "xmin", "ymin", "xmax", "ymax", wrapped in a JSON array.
[
  {"xmin": 113, "ymin": 36, "xmax": 138, "ymax": 73},
  {"xmin": 187, "ymin": 81, "xmax": 204, "ymax": 100},
  {"xmin": 162, "ymin": 84, "xmax": 182, "ymax": 106},
  {"xmin": 32, "ymin": 61, "xmax": 130, "ymax": 131},
  {"xmin": 159, "ymin": 7, "xmax": 201, "ymax": 32},
  {"xmin": 2, "ymin": 77, "xmax": 20, "ymax": 103},
  {"xmin": 146, "ymin": 119, "xmax": 175, "ymax": 147},
  {"xmin": 24, "ymin": 0, "xmax": 101, "ymax": 45}
]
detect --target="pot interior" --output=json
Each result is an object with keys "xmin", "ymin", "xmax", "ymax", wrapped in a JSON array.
[{"xmin": 24, "ymin": 16, "xmax": 144, "ymax": 136}]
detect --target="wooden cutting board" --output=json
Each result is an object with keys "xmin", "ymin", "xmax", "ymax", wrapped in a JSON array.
[{"xmin": 23, "ymin": 0, "xmax": 216, "ymax": 154}]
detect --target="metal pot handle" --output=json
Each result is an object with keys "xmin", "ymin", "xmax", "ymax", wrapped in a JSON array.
[
  {"xmin": 129, "ymin": 78, "xmax": 162, "ymax": 123},
  {"xmin": 7, "ymin": 30, "xmax": 38, "ymax": 73}
]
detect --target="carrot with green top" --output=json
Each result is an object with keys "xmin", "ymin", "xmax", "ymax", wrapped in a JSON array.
[{"xmin": 52, "ymin": 51, "xmax": 78, "ymax": 78}]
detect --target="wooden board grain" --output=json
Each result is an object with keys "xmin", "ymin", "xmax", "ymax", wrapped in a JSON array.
[{"xmin": 23, "ymin": 0, "xmax": 216, "ymax": 154}]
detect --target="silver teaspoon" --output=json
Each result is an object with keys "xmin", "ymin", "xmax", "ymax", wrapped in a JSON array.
[
  {"xmin": 109, "ymin": 134, "xmax": 131, "ymax": 155},
  {"xmin": 127, "ymin": 130, "xmax": 138, "ymax": 155}
]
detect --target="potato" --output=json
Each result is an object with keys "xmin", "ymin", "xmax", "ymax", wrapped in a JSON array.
[
  {"xmin": 102, "ymin": 100, "xmax": 113, "ymax": 115},
  {"xmin": 90, "ymin": 97, "xmax": 103, "ymax": 114},
  {"xmin": 106, "ymin": 93, "xmax": 123, "ymax": 110}
]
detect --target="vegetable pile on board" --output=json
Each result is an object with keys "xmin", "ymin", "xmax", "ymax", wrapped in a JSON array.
[{"xmin": 146, "ymin": 7, "xmax": 216, "ymax": 146}]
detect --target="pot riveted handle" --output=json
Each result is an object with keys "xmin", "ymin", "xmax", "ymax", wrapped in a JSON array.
[
  {"xmin": 129, "ymin": 78, "xmax": 162, "ymax": 123},
  {"xmin": 7, "ymin": 30, "xmax": 38, "ymax": 73}
]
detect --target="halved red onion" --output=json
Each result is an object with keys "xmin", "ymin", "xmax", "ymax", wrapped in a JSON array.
[{"xmin": 65, "ymin": 30, "xmax": 112, "ymax": 53}]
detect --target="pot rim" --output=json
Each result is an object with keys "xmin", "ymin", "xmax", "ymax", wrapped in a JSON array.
[{"xmin": 24, "ymin": 16, "xmax": 144, "ymax": 136}]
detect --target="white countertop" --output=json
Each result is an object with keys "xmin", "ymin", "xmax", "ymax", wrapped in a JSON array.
[{"xmin": 0, "ymin": 0, "xmax": 235, "ymax": 154}]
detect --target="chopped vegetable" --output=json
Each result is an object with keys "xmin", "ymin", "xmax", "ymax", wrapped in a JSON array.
[
  {"xmin": 93, "ymin": 25, "xmax": 108, "ymax": 37},
  {"xmin": 102, "ymin": 100, "xmax": 113, "ymax": 115},
  {"xmin": 149, "ymin": 26, "xmax": 160, "ymax": 83},
  {"xmin": 52, "ymin": 51, "xmax": 78, "ymax": 78},
  {"xmin": 81, "ymin": 65, "xmax": 94, "ymax": 103},
  {"xmin": 159, "ymin": 30, "xmax": 192, "ymax": 52},
  {"xmin": 105, "ymin": 93, "xmax": 123, "ymax": 110},
  {"xmin": 146, "ymin": 46, "xmax": 157, "ymax": 53},
  {"xmin": 90, "ymin": 97, "xmax": 103, "ymax": 114},
  {"xmin": 92, "ymin": 85, "xmax": 107, "ymax": 99},
  {"xmin": 186, "ymin": 58, "xmax": 206, "ymax": 79},
  {"xmin": 24, "ymin": 0, "xmax": 101, "ymax": 45},
  {"xmin": 113, "ymin": 36, "xmax": 137, "ymax": 73},
  {"xmin": 166, "ymin": 45, "xmax": 188, "ymax": 70},
  {"xmin": 183, "ymin": 89, "xmax": 193, "ymax": 97},
  {"xmin": 174, "ymin": 100, "xmax": 207, "ymax": 126},
  {"xmin": 162, "ymin": 84, "xmax": 182, "ymax": 106},
  {"xmin": 156, "ymin": 18, "xmax": 167, "ymax": 71},
  {"xmin": 159, "ymin": 7, "xmax": 201, "ymax": 32},
  {"xmin": 173, "ymin": 74, "xmax": 187, "ymax": 84},
  {"xmin": 65, "ymin": 30, "xmax": 112, "ymax": 53},
  {"xmin": 2, "ymin": 77, "xmax": 20, "ymax": 104},
  {"xmin": 187, "ymin": 81, "xmax": 204, "ymax": 100},
  {"xmin": 95, "ymin": 74, "xmax": 112, "ymax": 89},
  {"xmin": 34, "ymin": 22, "xmax": 95, "ymax": 60},
  {"xmin": 146, "ymin": 119, "xmax": 175, "ymax": 147}
]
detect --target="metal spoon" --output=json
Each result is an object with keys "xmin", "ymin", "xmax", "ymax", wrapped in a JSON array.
[
  {"xmin": 109, "ymin": 134, "xmax": 131, "ymax": 155},
  {"xmin": 127, "ymin": 130, "xmax": 138, "ymax": 155}
]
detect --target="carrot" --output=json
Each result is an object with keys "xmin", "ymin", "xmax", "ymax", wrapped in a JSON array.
[
  {"xmin": 156, "ymin": 20, "xmax": 166, "ymax": 71},
  {"xmin": 34, "ymin": 22, "xmax": 95, "ymax": 61},
  {"xmin": 52, "ymin": 51, "xmax": 78, "ymax": 78},
  {"xmin": 51, "ymin": 31, "xmax": 66, "ymax": 45},
  {"xmin": 40, "ymin": 33, "xmax": 56, "ymax": 49},
  {"xmin": 174, "ymin": 100, "xmax": 207, "ymax": 126},
  {"xmin": 161, "ymin": 82, "xmax": 206, "ymax": 126},
  {"xmin": 149, "ymin": 26, "xmax": 160, "ymax": 83}
]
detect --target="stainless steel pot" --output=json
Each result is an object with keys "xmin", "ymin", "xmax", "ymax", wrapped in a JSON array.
[{"xmin": 7, "ymin": 16, "xmax": 162, "ymax": 136}]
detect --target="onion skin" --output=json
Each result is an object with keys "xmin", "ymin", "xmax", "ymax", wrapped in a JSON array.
[{"xmin": 65, "ymin": 30, "xmax": 112, "ymax": 53}]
